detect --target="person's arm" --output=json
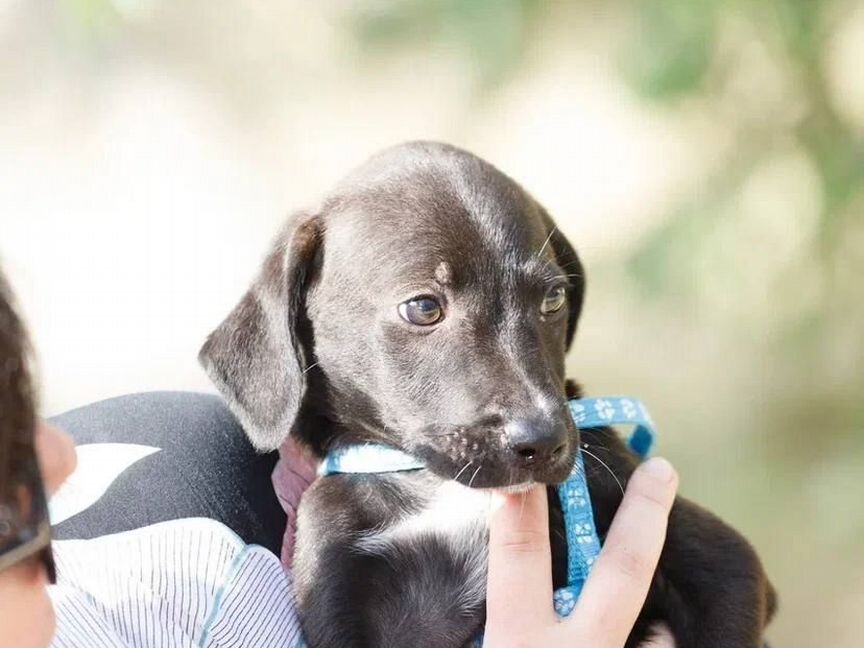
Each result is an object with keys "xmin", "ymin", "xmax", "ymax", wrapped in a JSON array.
[
  {"xmin": 484, "ymin": 457, "xmax": 678, "ymax": 648},
  {"xmin": 49, "ymin": 392, "xmax": 288, "ymax": 553}
]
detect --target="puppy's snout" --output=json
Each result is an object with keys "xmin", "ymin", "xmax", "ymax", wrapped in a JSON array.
[{"xmin": 505, "ymin": 417, "xmax": 569, "ymax": 468}]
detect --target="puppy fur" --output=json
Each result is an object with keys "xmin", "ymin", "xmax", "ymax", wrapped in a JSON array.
[{"xmin": 200, "ymin": 141, "xmax": 776, "ymax": 648}]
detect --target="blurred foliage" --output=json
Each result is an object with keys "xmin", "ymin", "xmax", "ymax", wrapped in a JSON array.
[
  {"xmin": 620, "ymin": 0, "xmax": 717, "ymax": 99},
  {"xmin": 630, "ymin": 0, "xmax": 862, "ymax": 295},
  {"xmin": 346, "ymin": 0, "xmax": 545, "ymax": 89},
  {"xmin": 59, "ymin": 0, "xmax": 120, "ymax": 37},
  {"xmin": 619, "ymin": 0, "xmax": 864, "ymax": 410}
]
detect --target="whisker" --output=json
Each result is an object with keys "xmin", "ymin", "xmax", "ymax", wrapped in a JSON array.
[
  {"xmin": 547, "ymin": 273, "xmax": 583, "ymax": 281},
  {"xmin": 302, "ymin": 361, "xmax": 320, "ymax": 374},
  {"xmin": 467, "ymin": 464, "xmax": 483, "ymax": 489},
  {"xmin": 579, "ymin": 447, "xmax": 612, "ymax": 480},
  {"xmin": 556, "ymin": 259, "xmax": 583, "ymax": 271},
  {"xmin": 453, "ymin": 461, "xmax": 473, "ymax": 483},
  {"xmin": 581, "ymin": 441, "xmax": 614, "ymax": 458},
  {"xmin": 545, "ymin": 273, "xmax": 583, "ymax": 284},
  {"xmin": 581, "ymin": 448, "xmax": 625, "ymax": 498},
  {"xmin": 537, "ymin": 227, "xmax": 556, "ymax": 258},
  {"xmin": 518, "ymin": 490, "xmax": 528, "ymax": 522}
]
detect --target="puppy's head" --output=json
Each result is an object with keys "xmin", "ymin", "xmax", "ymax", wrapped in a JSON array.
[{"xmin": 200, "ymin": 142, "xmax": 585, "ymax": 489}]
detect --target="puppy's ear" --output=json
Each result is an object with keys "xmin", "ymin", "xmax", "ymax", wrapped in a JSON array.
[
  {"xmin": 537, "ymin": 206, "xmax": 585, "ymax": 350},
  {"xmin": 199, "ymin": 213, "xmax": 322, "ymax": 451}
]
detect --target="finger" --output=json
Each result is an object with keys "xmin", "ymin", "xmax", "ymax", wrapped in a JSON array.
[
  {"xmin": 572, "ymin": 457, "xmax": 678, "ymax": 645},
  {"xmin": 485, "ymin": 485, "xmax": 556, "ymax": 630},
  {"xmin": 34, "ymin": 421, "xmax": 77, "ymax": 494}
]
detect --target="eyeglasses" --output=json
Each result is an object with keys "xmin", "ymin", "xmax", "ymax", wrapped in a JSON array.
[{"xmin": 0, "ymin": 447, "xmax": 55, "ymax": 583}]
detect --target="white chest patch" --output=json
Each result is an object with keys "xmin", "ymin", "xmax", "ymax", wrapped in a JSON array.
[{"xmin": 353, "ymin": 481, "xmax": 493, "ymax": 611}]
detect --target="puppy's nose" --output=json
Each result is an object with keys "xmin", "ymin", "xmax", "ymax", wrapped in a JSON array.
[{"xmin": 505, "ymin": 417, "xmax": 569, "ymax": 467}]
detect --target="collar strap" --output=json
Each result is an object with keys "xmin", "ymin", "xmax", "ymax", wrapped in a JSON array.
[
  {"xmin": 320, "ymin": 443, "xmax": 425, "ymax": 476},
  {"xmin": 569, "ymin": 396, "xmax": 655, "ymax": 458}
]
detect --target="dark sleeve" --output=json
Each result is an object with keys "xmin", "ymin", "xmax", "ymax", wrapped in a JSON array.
[{"xmin": 49, "ymin": 391, "xmax": 287, "ymax": 556}]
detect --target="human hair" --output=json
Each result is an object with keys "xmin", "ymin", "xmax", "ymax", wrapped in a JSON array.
[{"xmin": 0, "ymin": 269, "xmax": 36, "ymax": 503}]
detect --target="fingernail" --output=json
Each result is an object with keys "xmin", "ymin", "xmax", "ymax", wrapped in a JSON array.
[{"xmin": 640, "ymin": 457, "xmax": 675, "ymax": 482}]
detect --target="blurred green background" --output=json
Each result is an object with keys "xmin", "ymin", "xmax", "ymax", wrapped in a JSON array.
[{"xmin": 1, "ymin": 1, "xmax": 862, "ymax": 645}]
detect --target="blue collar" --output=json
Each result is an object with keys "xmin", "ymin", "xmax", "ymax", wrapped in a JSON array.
[{"xmin": 320, "ymin": 396, "xmax": 656, "ymax": 618}]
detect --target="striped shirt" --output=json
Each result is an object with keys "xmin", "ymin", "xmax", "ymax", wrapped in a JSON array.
[{"xmin": 48, "ymin": 518, "xmax": 306, "ymax": 648}]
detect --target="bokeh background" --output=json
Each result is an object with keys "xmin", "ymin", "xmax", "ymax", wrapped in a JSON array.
[{"xmin": 2, "ymin": 0, "xmax": 863, "ymax": 644}]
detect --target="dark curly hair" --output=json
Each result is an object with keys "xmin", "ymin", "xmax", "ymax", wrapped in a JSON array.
[{"xmin": 0, "ymin": 269, "xmax": 37, "ymax": 504}]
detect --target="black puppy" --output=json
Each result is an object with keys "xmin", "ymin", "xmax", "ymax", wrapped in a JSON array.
[{"xmin": 200, "ymin": 142, "xmax": 776, "ymax": 648}]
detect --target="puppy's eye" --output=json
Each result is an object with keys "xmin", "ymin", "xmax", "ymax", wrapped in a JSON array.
[
  {"xmin": 398, "ymin": 296, "xmax": 443, "ymax": 326},
  {"xmin": 540, "ymin": 285, "xmax": 567, "ymax": 315}
]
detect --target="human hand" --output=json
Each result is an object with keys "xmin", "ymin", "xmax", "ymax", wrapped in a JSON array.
[{"xmin": 484, "ymin": 457, "xmax": 679, "ymax": 648}]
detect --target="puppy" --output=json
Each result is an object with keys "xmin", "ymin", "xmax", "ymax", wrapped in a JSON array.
[{"xmin": 200, "ymin": 142, "xmax": 776, "ymax": 648}]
